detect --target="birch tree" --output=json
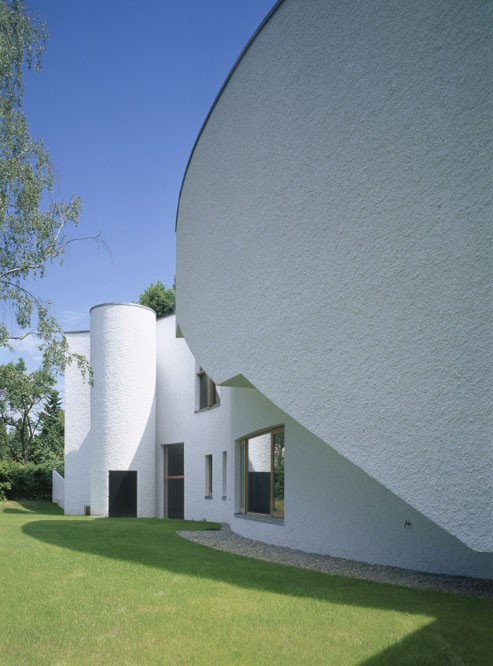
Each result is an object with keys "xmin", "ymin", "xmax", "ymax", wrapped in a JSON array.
[{"xmin": 0, "ymin": 0, "xmax": 91, "ymax": 371}]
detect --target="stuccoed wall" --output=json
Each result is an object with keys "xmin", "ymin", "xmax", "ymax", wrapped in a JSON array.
[
  {"xmin": 64, "ymin": 332, "xmax": 91, "ymax": 515},
  {"xmin": 156, "ymin": 318, "xmax": 492, "ymax": 578},
  {"xmin": 227, "ymin": 388, "xmax": 493, "ymax": 579},
  {"xmin": 63, "ymin": 314, "xmax": 492, "ymax": 576},
  {"xmin": 176, "ymin": 0, "xmax": 492, "ymax": 552},
  {"xmin": 52, "ymin": 469, "xmax": 65, "ymax": 509},
  {"xmin": 90, "ymin": 304, "xmax": 157, "ymax": 517},
  {"xmin": 155, "ymin": 316, "xmax": 231, "ymax": 524}
]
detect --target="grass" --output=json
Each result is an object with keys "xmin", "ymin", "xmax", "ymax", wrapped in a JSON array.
[{"xmin": 0, "ymin": 501, "xmax": 491, "ymax": 665}]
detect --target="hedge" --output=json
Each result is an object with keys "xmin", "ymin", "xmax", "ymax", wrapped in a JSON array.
[{"xmin": 0, "ymin": 462, "xmax": 53, "ymax": 501}]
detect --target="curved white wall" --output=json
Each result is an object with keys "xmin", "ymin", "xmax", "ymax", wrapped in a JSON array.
[
  {"xmin": 90, "ymin": 304, "xmax": 156, "ymax": 517},
  {"xmin": 176, "ymin": 0, "xmax": 492, "ymax": 551},
  {"xmin": 63, "ymin": 314, "xmax": 492, "ymax": 576}
]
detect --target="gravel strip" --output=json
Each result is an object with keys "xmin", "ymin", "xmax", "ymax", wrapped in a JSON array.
[{"xmin": 178, "ymin": 524, "xmax": 493, "ymax": 599}]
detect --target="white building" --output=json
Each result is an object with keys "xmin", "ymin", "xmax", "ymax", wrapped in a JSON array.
[{"xmin": 63, "ymin": 0, "xmax": 492, "ymax": 580}]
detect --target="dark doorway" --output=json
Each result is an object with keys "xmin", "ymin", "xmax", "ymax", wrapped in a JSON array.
[
  {"xmin": 164, "ymin": 444, "xmax": 184, "ymax": 519},
  {"xmin": 108, "ymin": 471, "xmax": 137, "ymax": 517}
]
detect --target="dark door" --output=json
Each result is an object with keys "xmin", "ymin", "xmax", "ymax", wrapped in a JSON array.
[
  {"xmin": 108, "ymin": 471, "xmax": 137, "ymax": 517},
  {"xmin": 164, "ymin": 444, "xmax": 184, "ymax": 519}
]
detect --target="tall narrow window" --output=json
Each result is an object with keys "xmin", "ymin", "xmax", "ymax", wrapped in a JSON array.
[
  {"xmin": 205, "ymin": 454, "xmax": 213, "ymax": 498},
  {"xmin": 222, "ymin": 451, "xmax": 227, "ymax": 499},
  {"xmin": 163, "ymin": 444, "xmax": 184, "ymax": 519},
  {"xmin": 197, "ymin": 368, "xmax": 218, "ymax": 410},
  {"xmin": 239, "ymin": 427, "xmax": 284, "ymax": 518}
]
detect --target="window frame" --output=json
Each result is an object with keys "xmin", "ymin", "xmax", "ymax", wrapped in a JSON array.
[
  {"xmin": 222, "ymin": 450, "xmax": 227, "ymax": 500},
  {"xmin": 239, "ymin": 426, "xmax": 284, "ymax": 519},
  {"xmin": 197, "ymin": 367, "xmax": 218, "ymax": 411},
  {"xmin": 205, "ymin": 454, "xmax": 213, "ymax": 499}
]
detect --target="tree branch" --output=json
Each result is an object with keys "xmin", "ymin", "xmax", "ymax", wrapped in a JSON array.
[
  {"xmin": 8, "ymin": 330, "xmax": 39, "ymax": 341},
  {"xmin": 0, "ymin": 232, "xmax": 107, "ymax": 281},
  {"xmin": 1, "ymin": 279, "xmax": 43, "ymax": 306}
]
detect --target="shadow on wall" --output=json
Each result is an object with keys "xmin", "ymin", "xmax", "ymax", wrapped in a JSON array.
[
  {"xmin": 228, "ymin": 385, "xmax": 493, "ymax": 579},
  {"xmin": 22, "ymin": 517, "xmax": 492, "ymax": 664},
  {"xmin": 127, "ymin": 394, "xmax": 157, "ymax": 517},
  {"xmin": 64, "ymin": 396, "xmax": 157, "ymax": 518},
  {"xmin": 64, "ymin": 429, "xmax": 92, "ymax": 516}
]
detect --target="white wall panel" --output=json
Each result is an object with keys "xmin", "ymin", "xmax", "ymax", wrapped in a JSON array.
[
  {"xmin": 90, "ymin": 304, "xmax": 156, "ymax": 517},
  {"xmin": 176, "ymin": 0, "xmax": 492, "ymax": 551},
  {"xmin": 64, "ymin": 332, "xmax": 91, "ymax": 515},
  {"xmin": 63, "ymin": 313, "xmax": 492, "ymax": 576}
]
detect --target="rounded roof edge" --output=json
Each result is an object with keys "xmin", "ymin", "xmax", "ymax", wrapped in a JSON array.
[
  {"xmin": 64, "ymin": 329, "xmax": 90, "ymax": 335},
  {"xmin": 175, "ymin": 0, "xmax": 284, "ymax": 232},
  {"xmin": 90, "ymin": 302, "xmax": 156, "ymax": 316}
]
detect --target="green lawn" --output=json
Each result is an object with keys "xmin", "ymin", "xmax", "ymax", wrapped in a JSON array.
[{"xmin": 0, "ymin": 501, "xmax": 491, "ymax": 665}]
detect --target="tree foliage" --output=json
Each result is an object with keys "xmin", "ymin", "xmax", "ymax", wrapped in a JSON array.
[
  {"xmin": 30, "ymin": 388, "xmax": 63, "ymax": 467},
  {"xmin": 0, "ymin": 0, "xmax": 90, "ymax": 371},
  {"xmin": 138, "ymin": 279, "xmax": 176, "ymax": 318},
  {"xmin": 0, "ymin": 358, "xmax": 63, "ymax": 468}
]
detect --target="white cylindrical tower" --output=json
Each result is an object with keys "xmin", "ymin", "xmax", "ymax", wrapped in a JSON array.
[{"xmin": 90, "ymin": 303, "xmax": 156, "ymax": 517}]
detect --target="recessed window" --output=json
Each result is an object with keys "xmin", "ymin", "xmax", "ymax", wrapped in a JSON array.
[
  {"xmin": 163, "ymin": 443, "xmax": 184, "ymax": 519},
  {"xmin": 197, "ymin": 367, "xmax": 218, "ymax": 410},
  {"xmin": 239, "ymin": 427, "xmax": 284, "ymax": 518},
  {"xmin": 205, "ymin": 454, "xmax": 213, "ymax": 498},
  {"xmin": 222, "ymin": 450, "xmax": 227, "ymax": 499}
]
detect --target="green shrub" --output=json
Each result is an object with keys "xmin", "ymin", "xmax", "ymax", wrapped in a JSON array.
[
  {"xmin": 0, "ymin": 462, "xmax": 52, "ymax": 500},
  {"xmin": 0, "ymin": 479, "xmax": 12, "ymax": 501}
]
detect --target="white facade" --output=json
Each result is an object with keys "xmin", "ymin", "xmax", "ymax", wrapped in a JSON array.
[
  {"xmin": 176, "ymin": 0, "xmax": 492, "ymax": 553},
  {"xmin": 64, "ymin": 331, "xmax": 91, "ymax": 515},
  {"xmin": 64, "ymin": 0, "xmax": 492, "ymax": 580},
  {"xmin": 90, "ymin": 304, "xmax": 156, "ymax": 517},
  {"xmin": 65, "ymin": 304, "xmax": 156, "ymax": 517},
  {"xmin": 64, "ymin": 309, "xmax": 492, "ymax": 579}
]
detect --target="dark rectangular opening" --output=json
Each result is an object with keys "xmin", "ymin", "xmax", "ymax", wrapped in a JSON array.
[
  {"xmin": 167, "ymin": 478, "xmax": 184, "ymax": 519},
  {"xmin": 108, "ymin": 471, "xmax": 137, "ymax": 518},
  {"xmin": 248, "ymin": 472, "xmax": 271, "ymax": 514},
  {"xmin": 164, "ymin": 444, "xmax": 184, "ymax": 519}
]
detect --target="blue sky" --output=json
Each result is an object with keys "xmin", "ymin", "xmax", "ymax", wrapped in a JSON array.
[{"xmin": 1, "ymin": 0, "xmax": 276, "ymax": 369}]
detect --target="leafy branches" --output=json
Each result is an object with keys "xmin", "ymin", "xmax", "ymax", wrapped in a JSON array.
[
  {"xmin": 138, "ymin": 279, "xmax": 176, "ymax": 318},
  {"xmin": 0, "ymin": 1, "xmax": 96, "ymax": 373},
  {"xmin": 0, "ymin": 358, "xmax": 61, "ymax": 465}
]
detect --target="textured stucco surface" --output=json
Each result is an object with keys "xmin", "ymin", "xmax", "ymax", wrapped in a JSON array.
[
  {"xmin": 90, "ymin": 304, "xmax": 156, "ymax": 517},
  {"xmin": 227, "ymin": 386, "xmax": 493, "ymax": 579},
  {"xmin": 64, "ymin": 315, "xmax": 492, "ymax": 577},
  {"xmin": 52, "ymin": 470, "xmax": 64, "ymax": 509},
  {"xmin": 64, "ymin": 332, "xmax": 91, "ymax": 515},
  {"xmin": 156, "ymin": 316, "xmax": 231, "ymax": 524},
  {"xmin": 156, "ymin": 318, "xmax": 492, "ymax": 577},
  {"xmin": 176, "ymin": 0, "xmax": 493, "ymax": 551}
]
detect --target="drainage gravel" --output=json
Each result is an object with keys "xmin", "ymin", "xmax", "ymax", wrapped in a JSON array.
[{"xmin": 178, "ymin": 524, "xmax": 493, "ymax": 599}]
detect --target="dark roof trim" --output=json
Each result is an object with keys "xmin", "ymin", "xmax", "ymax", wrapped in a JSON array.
[{"xmin": 175, "ymin": 0, "xmax": 284, "ymax": 231}]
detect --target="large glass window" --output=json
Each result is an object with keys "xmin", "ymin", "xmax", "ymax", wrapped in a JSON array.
[{"xmin": 239, "ymin": 427, "xmax": 284, "ymax": 518}]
